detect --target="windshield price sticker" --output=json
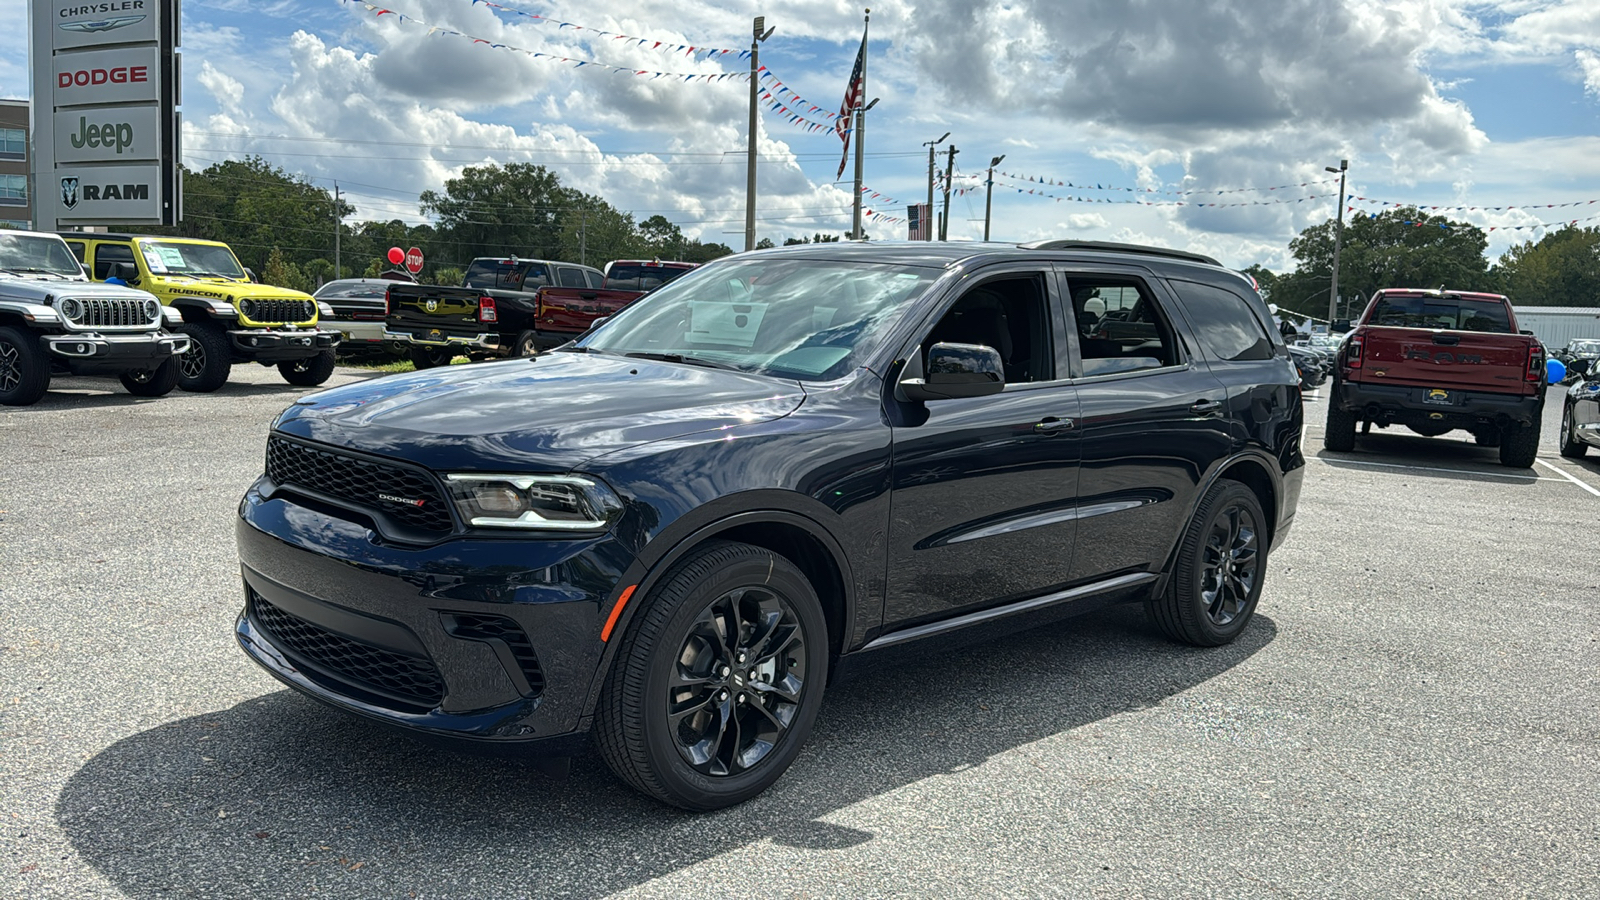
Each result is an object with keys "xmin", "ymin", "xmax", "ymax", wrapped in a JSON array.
[{"xmin": 141, "ymin": 246, "xmax": 166, "ymax": 272}]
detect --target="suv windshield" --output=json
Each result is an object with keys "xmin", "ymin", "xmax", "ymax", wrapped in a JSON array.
[
  {"xmin": 1568, "ymin": 340, "xmax": 1600, "ymax": 355},
  {"xmin": 579, "ymin": 257, "xmax": 940, "ymax": 380},
  {"xmin": 137, "ymin": 240, "xmax": 247, "ymax": 279},
  {"xmin": 1369, "ymin": 295, "xmax": 1512, "ymax": 333},
  {"xmin": 0, "ymin": 233, "xmax": 84, "ymax": 278},
  {"xmin": 464, "ymin": 259, "xmax": 549, "ymax": 291},
  {"xmin": 605, "ymin": 264, "xmax": 694, "ymax": 292}
]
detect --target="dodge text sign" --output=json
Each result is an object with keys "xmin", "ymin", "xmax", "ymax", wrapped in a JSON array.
[{"xmin": 52, "ymin": 46, "xmax": 160, "ymax": 105}]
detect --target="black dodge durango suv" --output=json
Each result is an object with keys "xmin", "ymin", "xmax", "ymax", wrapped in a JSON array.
[{"xmin": 236, "ymin": 240, "xmax": 1304, "ymax": 810}]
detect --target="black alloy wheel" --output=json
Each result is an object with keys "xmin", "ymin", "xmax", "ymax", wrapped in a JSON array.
[
  {"xmin": 0, "ymin": 326, "xmax": 50, "ymax": 406},
  {"xmin": 596, "ymin": 541, "xmax": 828, "ymax": 810},
  {"xmin": 278, "ymin": 349, "xmax": 337, "ymax": 386},
  {"xmin": 1560, "ymin": 402, "xmax": 1588, "ymax": 458},
  {"xmin": 1149, "ymin": 479, "xmax": 1268, "ymax": 647}
]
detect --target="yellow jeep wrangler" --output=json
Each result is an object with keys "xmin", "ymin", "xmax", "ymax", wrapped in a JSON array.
[{"xmin": 60, "ymin": 233, "xmax": 341, "ymax": 392}]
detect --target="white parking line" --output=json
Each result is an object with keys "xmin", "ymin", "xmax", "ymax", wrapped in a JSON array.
[
  {"xmin": 1313, "ymin": 457, "xmax": 1557, "ymax": 482},
  {"xmin": 1535, "ymin": 459, "xmax": 1600, "ymax": 497}
]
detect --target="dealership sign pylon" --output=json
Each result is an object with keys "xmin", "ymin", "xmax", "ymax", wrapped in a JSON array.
[{"xmin": 30, "ymin": 0, "xmax": 181, "ymax": 228}]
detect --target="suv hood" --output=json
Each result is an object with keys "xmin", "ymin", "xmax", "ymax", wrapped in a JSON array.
[
  {"xmin": 0, "ymin": 273, "xmax": 157, "ymax": 304},
  {"xmin": 275, "ymin": 352, "xmax": 807, "ymax": 472}
]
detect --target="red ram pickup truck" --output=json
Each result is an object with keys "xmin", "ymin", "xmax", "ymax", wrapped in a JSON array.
[{"xmin": 1325, "ymin": 288, "xmax": 1547, "ymax": 467}]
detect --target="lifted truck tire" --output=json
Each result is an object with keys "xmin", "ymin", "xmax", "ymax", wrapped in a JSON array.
[
  {"xmin": 1324, "ymin": 400, "xmax": 1358, "ymax": 452},
  {"xmin": 176, "ymin": 322, "xmax": 232, "ymax": 393},
  {"xmin": 408, "ymin": 347, "xmax": 455, "ymax": 370},
  {"xmin": 1499, "ymin": 418, "xmax": 1541, "ymax": 468},
  {"xmin": 119, "ymin": 356, "xmax": 179, "ymax": 397},
  {"xmin": 0, "ymin": 325, "xmax": 50, "ymax": 406},
  {"xmin": 1559, "ymin": 403, "xmax": 1588, "ymax": 459},
  {"xmin": 278, "ymin": 349, "xmax": 337, "ymax": 387}
]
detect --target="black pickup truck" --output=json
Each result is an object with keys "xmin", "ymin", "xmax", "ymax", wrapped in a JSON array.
[{"xmin": 383, "ymin": 282, "xmax": 500, "ymax": 369}]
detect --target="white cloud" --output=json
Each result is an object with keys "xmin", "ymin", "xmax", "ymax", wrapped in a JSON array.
[
  {"xmin": 1578, "ymin": 49, "xmax": 1600, "ymax": 96},
  {"xmin": 197, "ymin": 61, "xmax": 244, "ymax": 114}
]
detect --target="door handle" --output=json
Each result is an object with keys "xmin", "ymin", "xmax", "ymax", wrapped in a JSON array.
[
  {"xmin": 1034, "ymin": 417, "xmax": 1074, "ymax": 434},
  {"xmin": 1191, "ymin": 399, "xmax": 1223, "ymax": 416}
]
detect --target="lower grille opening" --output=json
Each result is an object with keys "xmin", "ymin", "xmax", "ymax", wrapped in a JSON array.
[
  {"xmin": 251, "ymin": 592, "xmax": 444, "ymax": 710},
  {"xmin": 443, "ymin": 613, "xmax": 546, "ymax": 697}
]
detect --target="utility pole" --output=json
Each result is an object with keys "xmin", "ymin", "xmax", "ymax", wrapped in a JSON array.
[
  {"xmin": 745, "ymin": 16, "xmax": 774, "ymax": 253},
  {"xmin": 333, "ymin": 182, "xmax": 341, "ymax": 279},
  {"xmin": 849, "ymin": 10, "xmax": 872, "ymax": 240},
  {"xmin": 939, "ymin": 144, "xmax": 958, "ymax": 240},
  {"xmin": 1326, "ymin": 159, "xmax": 1348, "ymax": 326},
  {"xmin": 579, "ymin": 209, "xmax": 587, "ymax": 267},
  {"xmin": 984, "ymin": 154, "xmax": 1005, "ymax": 241},
  {"xmin": 923, "ymin": 132, "xmax": 949, "ymax": 242}
]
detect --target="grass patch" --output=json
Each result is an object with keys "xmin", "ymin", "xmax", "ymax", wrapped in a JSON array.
[{"xmin": 341, "ymin": 357, "xmax": 415, "ymax": 373}]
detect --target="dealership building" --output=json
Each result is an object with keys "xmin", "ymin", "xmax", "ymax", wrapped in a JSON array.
[{"xmin": 0, "ymin": 99, "xmax": 32, "ymax": 229}]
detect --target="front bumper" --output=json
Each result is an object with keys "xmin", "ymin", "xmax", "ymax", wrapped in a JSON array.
[
  {"xmin": 229, "ymin": 328, "xmax": 341, "ymax": 362},
  {"xmin": 1334, "ymin": 379, "xmax": 1541, "ymax": 427},
  {"xmin": 235, "ymin": 482, "xmax": 634, "ymax": 750},
  {"xmin": 43, "ymin": 331, "xmax": 190, "ymax": 369},
  {"xmin": 384, "ymin": 329, "xmax": 500, "ymax": 350}
]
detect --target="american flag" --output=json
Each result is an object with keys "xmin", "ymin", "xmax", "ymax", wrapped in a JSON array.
[
  {"xmin": 907, "ymin": 204, "xmax": 931, "ymax": 240},
  {"xmin": 835, "ymin": 33, "xmax": 866, "ymax": 180}
]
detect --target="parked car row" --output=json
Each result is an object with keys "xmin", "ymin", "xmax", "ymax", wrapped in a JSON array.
[{"xmin": 1552, "ymin": 338, "xmax": 1599, "ymax": 384}]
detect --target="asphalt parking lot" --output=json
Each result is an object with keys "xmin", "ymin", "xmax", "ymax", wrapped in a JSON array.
[{"xmin": 3, "ymin": 367, "xmax": 1598, "ymax": 899}]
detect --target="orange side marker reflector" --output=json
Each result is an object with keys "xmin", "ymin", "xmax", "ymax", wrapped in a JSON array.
[{"xmin": 601, "ymin": 585, "xmax": 638, "ymax": 643}]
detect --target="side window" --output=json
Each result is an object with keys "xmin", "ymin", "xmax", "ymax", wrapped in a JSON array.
[
  {"xmin": 584, "ymin": 268, "xmax": 605, "ymax": 289},
  {"xmin": 557, "ymin": 266, "xmax": 585, "ymax": 288},
  {"xmin": 92, "ymin": 243, "xmax": 134, "ymax": 280},
  {"xmin": 1170, "ymin": 280, "xmax": 1276, "ymax": 362},
  {"xmin": 923, "ymin": 274, "xmax": 1054, "ymax": 384},
  {"xmin": 65, "ymin": 240, "xmax": 86, "ymax": 263},
  {"xmin": 1066, "ymin": 275, "xmax": 1181, "ymax": 376}
]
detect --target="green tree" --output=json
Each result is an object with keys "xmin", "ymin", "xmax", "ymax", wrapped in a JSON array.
[
  {"xmin": 559, "ymin": 197, "xmax": 643, "ymax": 268},
  {"xmin": 420, "ymin": 163, "xmax": 576, "ymax": 262},
  {"xmin": 1274, "ymin": 207, "xmax": 1490, "ymax": 319},
  {"xmin": 1491, "ymin": 226, "xmax": 1600, "ymax": 307},
  {"xmin": 145, "ymin": 157, "xmax": 349, "ymax": 272},
  {"xmin": 261, "ymin": 247, "xmax": 312, "ymax": 293},
  {"xmin": 428, "ymin": 266, "xmax": 464, "ymax": 287}
]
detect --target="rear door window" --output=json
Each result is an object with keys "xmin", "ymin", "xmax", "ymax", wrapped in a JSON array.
[
  {"xmin": 1369, "ymin": 295, "xmax": 1512, "ymax": 333},
  {"xmin": 1169, "ymin": 280, "xmax": 1277, "ymax": 362},
  {"xmin": 1063, "ymin": 274, "xmax": 1184, "ymax": 376},
  {"xmin": 557, "ymin": 266, "xmax": 586, "ymax": 288},
  {"xmin": 464, "ymin": 260, "xmax": 549, "ymax": 290},
  {"xmin": 584, "ymin": 268, "xmax": 605, "ymax": 289}
]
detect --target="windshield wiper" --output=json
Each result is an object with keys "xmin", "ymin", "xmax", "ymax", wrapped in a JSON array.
[
  {"xmin": 624, "ymin": 351, "xmax": 741, "ymax": 371},
  {"xmin": 179, "ymin": 271, "xmax": 240, "ymax": 280}
]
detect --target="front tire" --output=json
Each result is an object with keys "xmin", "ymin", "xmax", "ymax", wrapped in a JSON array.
[
  {"xmin": 596, "ymin": 541, "xmax": 829, "ymax": 811},
  {"xmin": 119, "ymin": 356, "xmax": 179, "ymax": 397},
  {"xmin": 0, "ymin": 326, "xmax": 50, "ymax": 406},
  {"xmin": 1559, "ymin": 402, "xmax": 1588, "ymax": 458},
  {"xmin": 175, "ymin": 322, "xmax": 232, "ymax": 392},
  {"xmin": 1149, "ymin": 480, "xmax": 1267, "ymax": 647},
  {"xmin": 1324, "ymin": 400, "xmax": 1358, "ymax": 452},
  {"xmin": 278, "ymin": 349, "xmax": 336, "ymax": 386},
  {"xmin": 1499, "ymin": 417, "xmax": 1541, "ymax": 468}
]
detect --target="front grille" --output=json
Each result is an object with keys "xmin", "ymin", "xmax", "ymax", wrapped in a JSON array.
[
  {"xmin": 73, "ymin": 297, "xmax": 151, "ymax": 329},
  {"xmin": 251, "ymin": 592, "xmax": 444, "ymax": 708},
  {"xmin": 445, "ymin": 614, "xmax": 545, "ymax": 696},
  {"xmin": 266, "ymin": 436, "xmax": 454, "ymax": 535},
  {"xmin": 243, "ymin": 299, "xmax": 316, "ymax": 323}
]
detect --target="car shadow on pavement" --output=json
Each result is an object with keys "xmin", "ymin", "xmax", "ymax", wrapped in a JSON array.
[
  {"xmin": 1315, "ymin": 434, "xmax": 1542, "ymax": 484},
  {"xmin": 56, "ymin": 604, "xmax": 1275, "ymax": 900}
]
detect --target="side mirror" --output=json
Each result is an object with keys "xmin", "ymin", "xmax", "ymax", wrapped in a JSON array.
[
  {"xmin": 244, "ymin": 267, "xmax": 259, "ymax": 283},
  {"xmin": 1519, "ymin": 329, "xmax": 1535, "ymax": 336},
  {"xmin": 898, "ymin": 342, "xmax": 1005, "ymax": 402}
]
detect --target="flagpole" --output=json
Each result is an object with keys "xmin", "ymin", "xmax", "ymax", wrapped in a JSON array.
[{"xmin": 850, "ymin": 9, "xmax": 869, "ymax": 239}]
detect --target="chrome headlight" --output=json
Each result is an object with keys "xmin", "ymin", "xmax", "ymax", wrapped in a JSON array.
[
  {"xmin": 143, "ymin": 298, "xmax": 161, "ymax": 321},
  {"xmin": 444, "ymin": 474, "xmax": 623, "ymax": 531},
  {"xmin": 59, "ymin": 297, "xmax": 83, "ymax": 321},
  {"xmin": 238, "ymin": 299, "xmax": 256, "ymax": 318}
]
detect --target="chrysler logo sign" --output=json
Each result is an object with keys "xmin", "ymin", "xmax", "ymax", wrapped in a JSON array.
[{"xmin": 59, "ymin": 15, "xmax": 145, "ymax": 33}]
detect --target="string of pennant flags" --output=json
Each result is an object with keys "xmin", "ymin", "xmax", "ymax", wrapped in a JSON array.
[
  {"xmin": 1349, "ymin": 195, "xmax": 1600, "ymax": 214},
  {"xmin": 466, "ymin": 0, "xmax": 750, "ymax": 61},
  {"xmin": 1352, "ymin": 208, "xmax": 1600, "ymax": 233},
  {"xmin": 990, "ymin": 171, "xmax": 1342, "ymax": 197}
]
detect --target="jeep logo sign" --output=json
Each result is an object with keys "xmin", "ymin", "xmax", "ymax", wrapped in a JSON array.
[{"xmin": 54, "ymin": 105, "xmax": 159, "ymax": 163}]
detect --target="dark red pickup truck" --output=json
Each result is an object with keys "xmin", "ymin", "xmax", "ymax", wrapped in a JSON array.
[{"xmin": 1325, "ymin": 288, "xmax": 1546, "ymax": 467}]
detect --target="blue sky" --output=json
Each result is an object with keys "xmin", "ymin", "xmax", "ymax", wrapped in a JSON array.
[{"xmin": 5, "ymin": 0, "xmax": 1600, "ymax": 272}]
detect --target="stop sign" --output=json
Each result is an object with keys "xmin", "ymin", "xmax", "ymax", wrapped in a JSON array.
[{"xmin": 405, "ymin": 247, "xmax": 424, "ymax": 274}]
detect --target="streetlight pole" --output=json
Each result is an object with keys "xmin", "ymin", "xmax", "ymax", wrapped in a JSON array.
[
  {"xmin": 984, "ymin": 154, "xmax": 1005, "ymax": 241},
  {"xmin": 939, "ymin": 144, "xmax": 958, "ymax": 240},
  {"xmin": 745, "ymin": 16, "xmax": 774, "ymax": 253},
  {"xmin": 924, "ymin": 132, "xmax": 949, "ymax": 242},
  {"xmin": 1326, "ymin": 159, "xmax": 1348, "ymax": 327}
]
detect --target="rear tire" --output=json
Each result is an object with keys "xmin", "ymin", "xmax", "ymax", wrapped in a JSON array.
[
  {"xmin": 1149, "ymin": 480, "xmax": 1267, "ymax": 647},
  {"xmin": 1499, "ymin": 417, "xmax": 1541, "ymax": 468},
  {"xmin": 1324, "ymin": 401, "xmax": 1358, "ymax": 452},
  {"xmin": 119, "ymin": 356, "xmax": 179, "ymax": 397},
  {"xmin": 408, "ymin": 346, "xmax": 454, "ymax": 369},
  {"xmin": 514, "ymin": 329, "xmax": 540, "ymax": 358},
  {"xmin": 0, "ymin": 326, "xmax": 50, "ymax": 406},
  {"xmin": 175, "ymin": 322, "xmax": 232, "ymax": 393},
  {"xmin": 596, "ymin": 541, "xmax": 829, "ymax": 811},
  {"xmin": 278, "ymin": 349, "xmax": 337, "ymax": 386},
  {"xmin": 1559, "ymin": 402, "xmax": 1588, "ymax": 459}
]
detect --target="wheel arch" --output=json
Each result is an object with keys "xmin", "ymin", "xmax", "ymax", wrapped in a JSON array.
[
  {"xmin": 169, "ymin": 297, "xmax": 225, "ymax": 323},
  {"xmin": 579, "ymin": 506, "xmax": 856, "ymax": 722},
  {"xmin": 1150, "ymin": 451, "xmax": 1281, "ymax": 600}
]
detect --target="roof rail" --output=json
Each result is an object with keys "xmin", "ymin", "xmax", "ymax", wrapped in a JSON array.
[{"xmin": 1017, "ymin": 240, "xmax": 1222, "ymax": 267}]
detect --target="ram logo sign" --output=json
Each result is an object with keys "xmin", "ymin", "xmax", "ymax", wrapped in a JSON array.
[{"xmin": 60, "ymin": 176, "xmax": 79, "ymax": 209}]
